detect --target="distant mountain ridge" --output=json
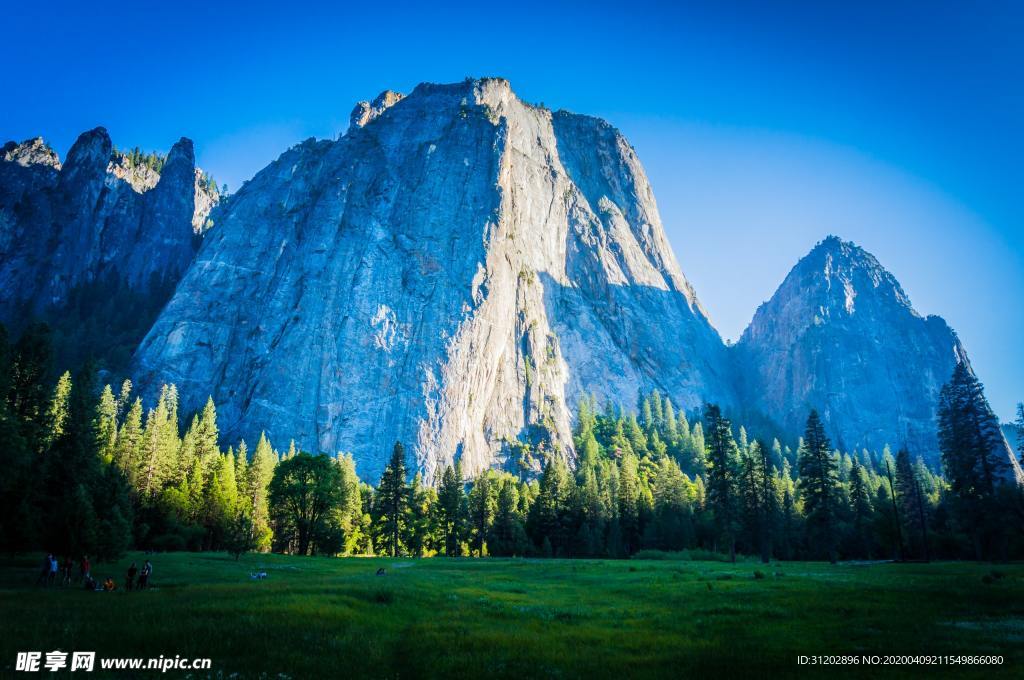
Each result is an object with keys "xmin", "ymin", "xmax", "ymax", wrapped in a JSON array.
[
  {"xmin": 0, "ymin": 128, "xmax": 220, "ymax": 368},
  {"xmin": 1, "ymin": 79, "xmax": 1017, "ymax": 481}
]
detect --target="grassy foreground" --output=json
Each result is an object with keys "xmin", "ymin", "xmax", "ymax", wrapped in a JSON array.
[{"xmin": 0, "ymin": 553, "xmax": 1021, "ymax": 678}]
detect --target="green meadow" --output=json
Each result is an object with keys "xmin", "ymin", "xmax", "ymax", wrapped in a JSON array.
[{"xmin": 0, "ymin": 554, "xmax": 1021, "ymax": 678}]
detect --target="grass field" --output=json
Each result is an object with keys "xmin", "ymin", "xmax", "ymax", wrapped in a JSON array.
[{"xmin": 0, "ymin": 553, "xmax": 1021, "ymax": 678}]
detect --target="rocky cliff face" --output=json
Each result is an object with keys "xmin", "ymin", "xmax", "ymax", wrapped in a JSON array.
[
  {"xmin": 0, "ymin": 128, "xmax": 220, "ymax": 324},
  {"xmin": 734, "ymin": 236, "xmax": 1007, "ymax": 469},
  {"xmin": 6, "ymin": 82, "xmax": 1011, "ymax": 482},
  {"xmin": 132, "ymin": 78, "xmax": 735, "ymax": 481},
  {"xmin": 0, "ymin": 128, "xmax": 220, "ymax": 374}
]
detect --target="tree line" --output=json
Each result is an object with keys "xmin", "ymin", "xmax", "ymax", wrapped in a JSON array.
[{"xmin": 1, "ymin": 323, "xmax": 1021, "ymax": 563}]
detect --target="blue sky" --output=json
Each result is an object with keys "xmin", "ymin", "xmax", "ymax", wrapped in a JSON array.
[{"xmin": 4, "ymin": 1, "xmax": 1022, "ymax": 419}]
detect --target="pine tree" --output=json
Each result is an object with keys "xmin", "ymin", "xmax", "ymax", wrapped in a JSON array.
[
  {"xmin": 139, "ymin": 385, "xmax": 181, "ymax": 500},
  {"xmin": 848, "ymin": 459, "xmax": 874, "ymax": 558},
  {"xmin": 937, "ymin": 363, "xmax": 1012, "ymax": 559},
  {"xmin": 749, "ymin": 440, "xmax": 776, "ymax": 563},
  {"xmin": 336, "ymin": 454, "xmax": 365, "ymax": 554},
  {"xmin": 44, "ymin": 371, "xmax": 72, "ymax": 449},
  {"xmin": 96, "ymin": 384, "xmax": 118, "ymax": 464},
  {"xmin": 895, "ymin": 448, "xmax": 930, "ymax": 561},
  {"xmin": 116, "ymin": 379, "xmax": 133, "ymax": 421},
  {"xmin": 704, "ymin": 404, "xmax": 739, "ymax": 561},
  {"xmin": 234, "ymin": 440, "xmax": 249, "ymax": 510},
  {"xmin": 664, "ymin": 398, "xmax": 679, "ymax": 442},
  {"xmin": 527, "ymin": 457, "xmax": 574, "ymax": 556},
  {"xmin": 798, "ymin": 410, "xmax": 839, "ymax": 563},
  {"xmin": 575, "ymin": 395, "xmax": 597, "ymax": 443},
  {"xmin": 437, "ymin": 462, "xmax": 465, "ymax": 556},
  {"xmin": 467, "ymin": 471, "xmax": 498, "ymax": 556},
  {"xmin": 573, "ymin": 462, "xmax": 606, "ymax": 556},
  {"xmin": 492, "ymin": 477, "xmax": 528, "ymax": 556},
  {"xmin": 651, "ymin": 456, "xmax": 692, "ymax": 550},
  {"xmin": 245, "ymin": 433, "xmax": 277, "ymax": 550},
  {"xmin": 618, "ymin": 452, "xmax": 642, "ymax": 554},
  {"xmin": 404, "ymin": 472, "xmax": 434, "ymax": 557},
  {"xmin": 9, "ymin": 323, "xmax": 52, "ymax": 453},
  {"xmin": 205, "ymin": 451, "xmax": 239, "ymax": 548},
  {"xmin": 375, "ymin": 441, "xmax": 409, "ymax": 557}
]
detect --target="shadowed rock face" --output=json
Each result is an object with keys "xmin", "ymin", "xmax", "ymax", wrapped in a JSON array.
[
  {"xmin": 0, "ymin": 128, "xmax": 219, "ymax": 326},
  {"xmin": 734, "ymin": 236, "xmax": 1000, "ymax": 468},
  {"xmin": 132, "ymin": 78, "xmax": 735, "ymax": 481}
]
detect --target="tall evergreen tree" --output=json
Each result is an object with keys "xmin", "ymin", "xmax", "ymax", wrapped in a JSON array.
[
  {"xmin": 797, "ymin": 410, "xmax": 839, "ymax": 563},
  {"xmin": 436, "ymin": 462, "xmax": 465, "ymax": 556},
  {"xmin": 527, "ymin": 457, "xmax": 574, "ymax": 556},
  {"xmin": 704, "ymin": 404, "xmax": 739, "ymax": 561},
  {"xmin": 491, "ymin": 477, "xmax": 528, "ymax": 556},
  {"xmin": 618, "ymin": 452, "xmax": 642, "ymax": 554},
  {"xmin": 96, "ymin": 384, "xmax": 118, "ymax": 464},
  {"xmin": 751, "ymin": 440, "xmax": 776, "ymax": 562},
  {"xmin": 335, "ymin": 454, "xmax": 365, "ymax": 554},
  {"xmin": 247, "ymin": 432, "xmax": 277, "ymax": 550},
  {"xmin": 9, "ymin": 323, "xmax": 52, "ymax": 453},
  {"xmin": 467, "ymin": 471, "xmax": 498, "ymax": 556},
  {"xmin": 116, "ymin": 398, "xmax": 143, "ymax": 488},
  {"xmin": 45, "ymin": 371, "xmax": 72, "ymax": 449},
  {"xmin": 651, "ymin": 456, "xmax": 693, "ymax": 551},
  {"xmin": 848, "ymin": 459, "xmax": 874, "ymax": 558},
  {"xmin": 895, "ymin": 448, "xmax": 930, "ymax": 561},
  {"xmin": 937, "ymin": 363, "xmax": 1011, "ymax": 559},
  {"xmin": 404, "ymin": 472, "xmax": 434, "ymax": 557},
  {"xmin": 376, "ymin": 441, "xmax": 410, "ymax": 557}
]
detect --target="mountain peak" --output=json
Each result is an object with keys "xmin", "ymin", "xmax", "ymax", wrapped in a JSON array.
[
  {"xmin": 804, "ymin": 235, "xmax": 874, "ymax": 269},
  {"xmin": 59, "ymin": 127, "xmax": 112, "ymax": 189},
  {"xmin": 2, "ymin": 137, "xmax": 61, "ymax": 169},
  {"xmin": 349, "ymin": 89, "xmax": 406, "ymax": 129},
  {"xmin": 790, "ymin": 236, "xmax": 912, "ymax": 315},
  {"xmin": 737, "ymin": 234, "xmax": 967, "ymax": 464},
  {"xmin": 134, "ymin": 76, "xmax": 732, "ymax": 481}
]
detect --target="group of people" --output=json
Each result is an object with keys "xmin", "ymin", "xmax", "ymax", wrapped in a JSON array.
[{"xmin": 36, "ymin": 554, "xmax": 152, "ymax": 592}]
